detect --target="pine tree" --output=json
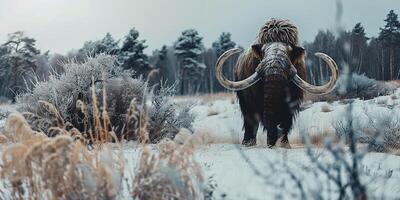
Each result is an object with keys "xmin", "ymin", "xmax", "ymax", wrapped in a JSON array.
[
  {"xmin": 212, "ymin": 32, "xmax": 237, "ymax": 92},
  {"xmin": 212, "ymin": 32, "xmax": 236, "ymax": 57},
  {"xmin": 98, "ymin": 33, "xmax": 120, "ymax": 54},
  {"xmin": 308, "ymin": 30, "xmax": 336, "ymax": 84},
  {"xmin": 79, "ymin": 33, "xmax": 119, "ymax": 56},
  {"xmin": 118, "ymin": 28, "xmax": 149, "ymax": 77},
  {"xmin": 0, "ymin": 31, "xmax": 40, "ymax": 100},
  {"xmin": 379, "ymin": 10, "xmax": 400, "ymax": 80},
  {"xmin": 0, "ymin": 46, "xmax": 10, "ymax": 97},
  {"xmin": 364, "ymin": 37, "xmax": 382, "ymax": 79},
  {"xmin": 148, "ymin": 45, "xmax": 169, "ymax": 86},
  {"xmin": 155, "ymin": 45, "xmax": 168, "ymax": 68},
  {"xmin": 174, "ymin": 29, "xmax": 205, "ymax": 94},
  {"xmin": 351, "ymin": 23, "xmax": 369, "ymax": 74},
  {"xmin": 202, "ymin": 48, "xmax": 217, "ymax": 93},
  {"xmin": 35, "ymin": 51, "xmax": 52, "ymax": 81}
]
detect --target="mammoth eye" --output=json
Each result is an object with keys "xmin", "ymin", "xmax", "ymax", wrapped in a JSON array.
[
  {"xmin": 291, "ymin": 46, "xmax": 305, "ymax": 58},
  {"xmin": 251, "ymin": 44, "xmax": 263, "ymax": 60},
  {"xmin": 287, "ymin": 45, "xmax": 293, "ymax": 51}
]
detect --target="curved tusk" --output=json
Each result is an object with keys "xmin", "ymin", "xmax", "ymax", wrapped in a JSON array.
[
  {"xmin": 291, "ymin": 52, "xmax": 339, "ymax": 95},
  {"xmin": 215, "ymin": 48, "xmax": 261, "ymax": 91}
]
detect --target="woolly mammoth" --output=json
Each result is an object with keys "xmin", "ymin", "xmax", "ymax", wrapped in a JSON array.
[{"xmin": 215, "ymin": 19, "xmax": 338, "ymax": 147}]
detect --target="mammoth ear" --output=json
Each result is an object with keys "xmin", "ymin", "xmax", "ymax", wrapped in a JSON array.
[
  {"xmin": 291, "ymin": 46, "xmax": 305, "ymax": 59},
  {"xmin": 251, "ymin": 44, "xmax": 263, "ymax": 60}
]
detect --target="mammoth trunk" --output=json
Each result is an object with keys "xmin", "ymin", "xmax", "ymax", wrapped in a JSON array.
[
  {"xmin": 262, "ymin": 75, "xmax": 290, "ymax": 127},
  {"xmin": 262, "ymin": 73, "xmax": 300, "ymax": 146}
]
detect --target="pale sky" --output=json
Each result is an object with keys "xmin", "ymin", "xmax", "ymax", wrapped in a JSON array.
[{"xmin": 0, "ymin": 0, "xmax": 399, "ymax": 54}]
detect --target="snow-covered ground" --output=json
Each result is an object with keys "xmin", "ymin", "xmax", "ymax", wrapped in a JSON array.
[
  {"xmin": 191, "ymin": 90, "xmax": 400, "ymax": 147},
  {"xmin": 196, "ymin": 145, "xmax": 400, "ymax": 199},
  {"xmin": 119, "ymin": 143, "xmax": 400, "ymax": 199},
  {"xmin": 1, "ymin": 91, "xmax": 400, "ymax": 199},
  {"xmin": 184, "ymin": 91, "xmax": 400, "ymax": 199}
]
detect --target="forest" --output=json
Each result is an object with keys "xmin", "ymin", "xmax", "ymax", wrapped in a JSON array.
[
  {"xmin": 1, "ymin": 10, "xmax": 400, "ymax": 99},
  {"xmin": 0, "ymin": 0, "xmax": 400, "ymax": 198}
]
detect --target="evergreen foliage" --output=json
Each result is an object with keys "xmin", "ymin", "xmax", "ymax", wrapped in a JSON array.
[
  {"xmin": 119, "ymin": 28, "xmax": 150, "ymax": 76},
  {"xmin": 174, "ymin": 29, "xmax": 206, "ymax": 94}
]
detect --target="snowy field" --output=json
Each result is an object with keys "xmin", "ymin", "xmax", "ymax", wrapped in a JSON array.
[
  {"xmin": 184, "ymin": 91, "xmax": 400, "ymax": 199},
  {"xmin": 191, "ymin": 90, "xmax": 400, "ymax": 147},
  {"xmin": 1, "ymin": 91, "xmax": 400, "ymax": 199}
]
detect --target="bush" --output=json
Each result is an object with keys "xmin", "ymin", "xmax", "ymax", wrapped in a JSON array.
[
  {"xmin": 0, "ymin": 113, "xmax": 124, "ymax": 199},
  {"xmin": 16, "ymin": 54, "xmax": 193, "ymax": 143},
  {"xmin": 306, "ymin": 73, "xmax": 395, "ymax": 102},
  {"xmin": 0, "ymin": 111, "xmax": 209, "ymax": 199},
  {"xmin": 335, "ymin": 73, "xmax": 376, "ymax": 94},
  {"xmin": 332, "ymin": 107, "xmax": 400, "ymax": 152},
  {"xmin": 0, "ymin": 112, "xmax": 207, "ymax": 200}
]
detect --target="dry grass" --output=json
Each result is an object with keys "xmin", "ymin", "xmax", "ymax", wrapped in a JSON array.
[
  {"xmin": 176, "ymin": 92, "xmax": 235, "ymax": 104},
  {"xmin": 132, "ymin": 135, "xmax": 204, "ymax": 200},
  {"xmin": 388, "ymin": 80, "xmax": 400, "ymax": 87},
  {"xmin": 321, "ymin": 104, "xmax": 333, "ymax": 113},
  {"xmin": 375, "ymin": 98, "xmax": 388, "ymax": 105},
  {"xmin": 0, "ymin": 113, "xmax": 124, "ymax": 200},
  {"xmin": 175, "ymin": 128, "xmax": 231, "ymax": 145},
  {"xmin": 207, "ymin": 109, "xmax": 220, "ymax": 116},
  {"xmin": 0, "ymin": 84, "xmax": 206, "ymax": 199},
  {"xmin": 290, "ymin": 130, "xmax": 339, "ymax": 148}
]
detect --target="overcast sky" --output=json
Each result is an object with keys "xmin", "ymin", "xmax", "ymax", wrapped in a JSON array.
[{"xmin": 0, "ymin": 0, "xmax": 399, "ymax": 54}]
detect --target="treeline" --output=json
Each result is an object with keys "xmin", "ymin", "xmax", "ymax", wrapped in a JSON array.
[
  {"xmin": 0, "ymin": 10, "xmax": 399, "ymax": 99},
  {"xmin": 305, "ymin": 10, "xmax": 400, "ymax": 84}
]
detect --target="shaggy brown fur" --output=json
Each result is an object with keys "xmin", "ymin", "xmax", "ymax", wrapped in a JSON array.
[
  {"xmin": 254, "ymin": 18, "xmax": 299, "ymax": 47},
  {"xmin": 235, "ymin": 19, "xmax": 306, "ymax": 147}
]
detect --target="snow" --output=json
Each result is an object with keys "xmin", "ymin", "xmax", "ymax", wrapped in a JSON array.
[
  {"xmin": 181, "ymin": 90, "xmax": 400, "ymax": 199},
  {"xmin": 191, "ymin": 90, "xmax": 400, "ymax": 146},
  {"xmin": 194, "ymin": 144, "xmax": 400, "ymax": 199},
  {"xmin": 1, "ymin": 90, "xmax": 400, "ymax": 199},
  {"xmin": 116, "ymin": 143, "xmax": 400, "ymax": 199}
]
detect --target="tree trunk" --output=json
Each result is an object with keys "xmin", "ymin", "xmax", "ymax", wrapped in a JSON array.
[
  {"xmin": 357, "ymin": 51, "xmax": 363, "ymax": 74},
  {"xmin": 319, "ymin": 58, "xmax": 323, "ymax": 84},
  {"xmin": 381, "ymin": 48, "xmax": 385, "ymax": 80},
  {"xmin": 390, "ymin": 47, "xmax": 394, "ymax": 80}
]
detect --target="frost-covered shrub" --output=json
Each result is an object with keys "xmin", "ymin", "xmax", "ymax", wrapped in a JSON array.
[
  {"xmin": 308, "ymin": 73, "xmax": 395, "ymax": 102},
  {"xmin": 335, "ymin": 73, "xmax": 376, "ymax": 95},
  {"xmin": 18, "ymin": 54, "xmax": 123, "ymax": 120},
  {"xmin": 332, "ymin": 108, "xmax": 400, "ymax": 152},
  {"xmin": 371, "ymin": 113, "xmax": 400, "ymax": 150},
  {"xmin": 17, "ymin": 54, "xmax": 193, "ymax": 142},
  {"xmin": 148, "ymin": 85, "xmax": 194, "ymax": 143}
]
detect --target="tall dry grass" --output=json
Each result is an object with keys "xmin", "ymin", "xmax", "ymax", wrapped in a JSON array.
[
  {"xmin": 132, "ymin": 137, "xmax": 205, "ymax": 200},
  {"xmin": 0, "ymin": 84, "xmax": 206, "ymax": 200},
  {"xmin": 0, "ymin": 112, "xmax": 124, "ymax": 200}
]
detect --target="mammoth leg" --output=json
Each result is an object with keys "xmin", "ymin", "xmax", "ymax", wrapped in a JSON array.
[
  {"xmin": 264, "ymin": 120, "xmax": 279, "ymax": 148},
  {"xmin": 279, "ymin": 120, "xmax": 292, "ymax": 149},
  {"xmin": 242, "ymin": 114, "xmax": 259, "ymax": 146},
  {"xmin": 237, "ymin": 89, "xmax": 261, "ymax": 146},
  {"xmin": 278, "ymin": 100, "xmax": 298, "ymax": 148}
]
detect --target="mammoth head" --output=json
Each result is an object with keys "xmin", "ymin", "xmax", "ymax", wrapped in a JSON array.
[
  {"xmin": 215, "ymin": 42, "xmax": 338, "ymax": 95},
  {"xmin": 251, "ymin": 42, "xmax": 304, "ymax": 81}
]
